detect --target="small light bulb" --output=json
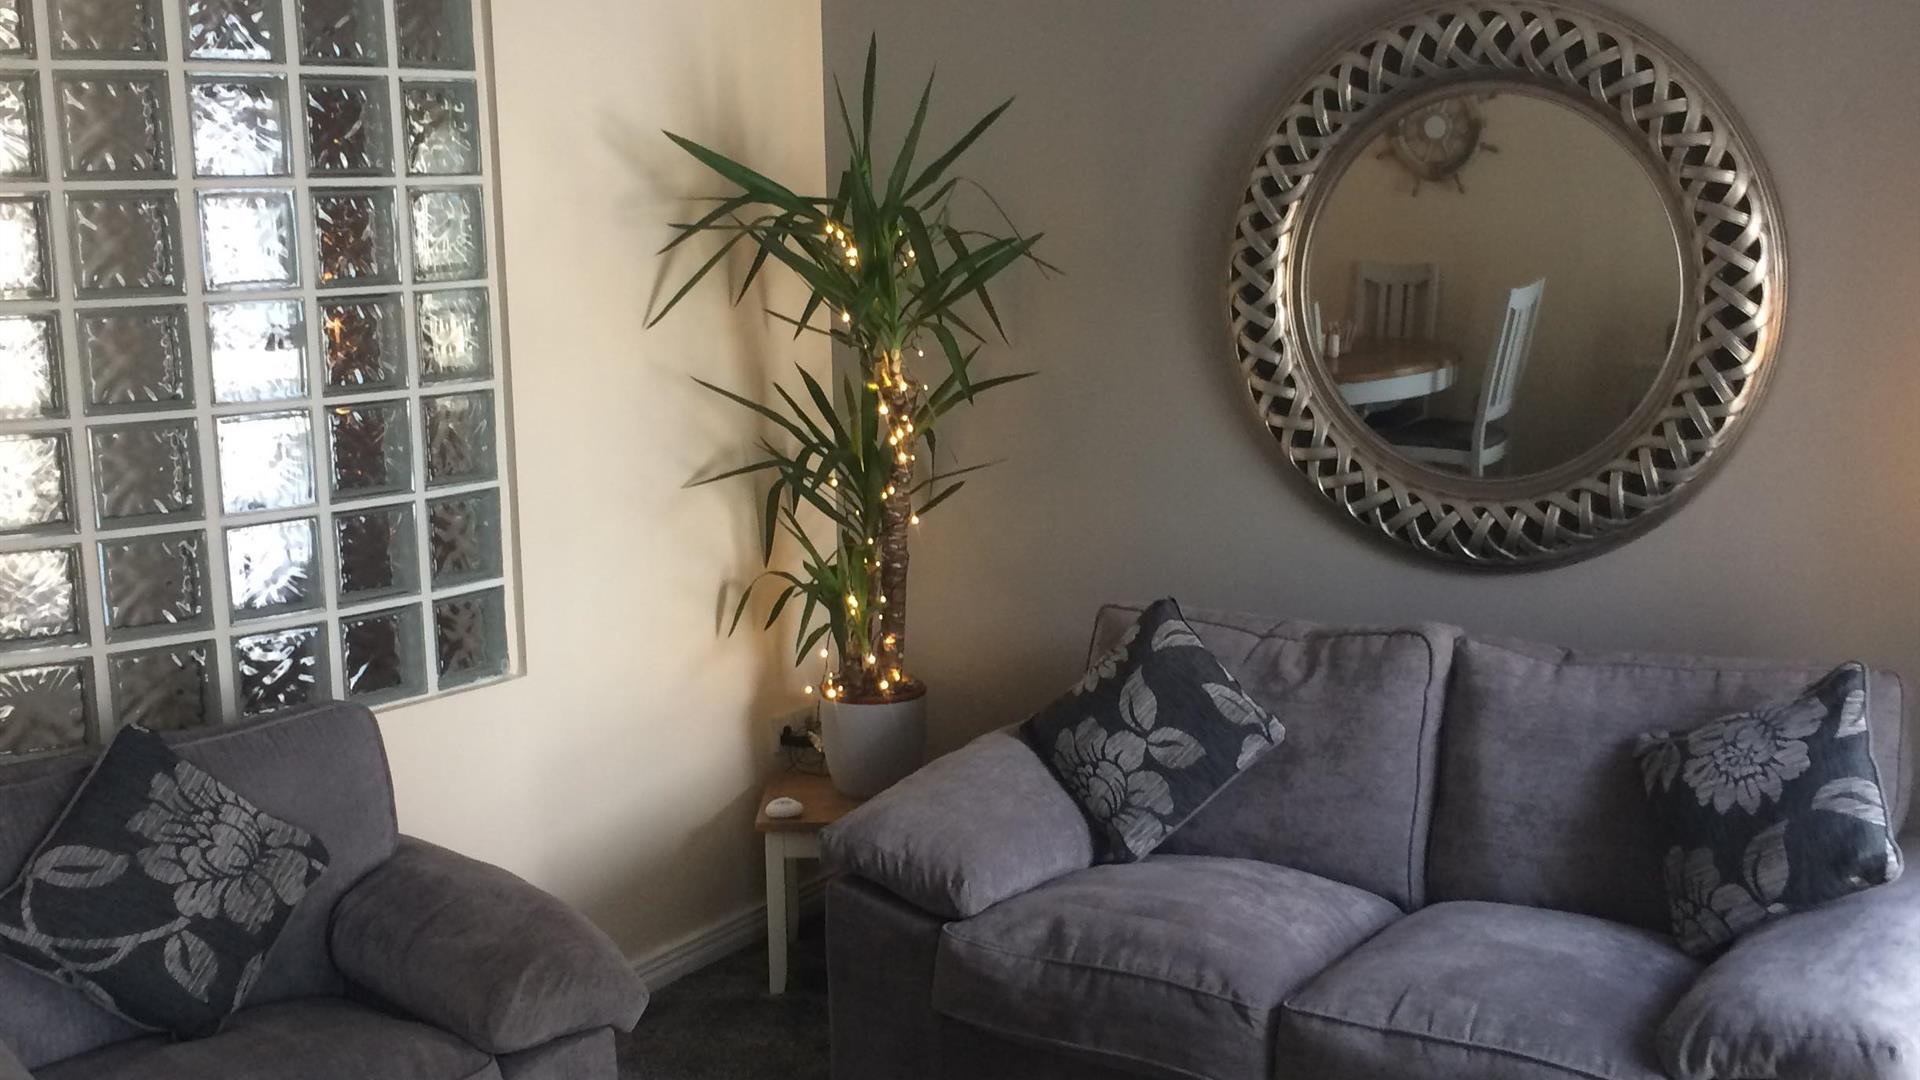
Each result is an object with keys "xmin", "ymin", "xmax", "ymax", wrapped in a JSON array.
[
  {"xmin": 819, "ymin": 647, "xmax": 830, "ymax": 659},
  {"xmin": 896, "ymin": 452, "xmax": 908, "ymax": 464},
  {"xmin": 840, "ymin": 310, "xmax": 851, "ymax": 324},
  {"xmin": 864, "ymin": 653, "xmax": 876, "ymax": 666},
  {"xmin": 803, "ymin": 685, "xmax": 815, "ymax": 695},
  {"xmin": 878, "ymin": 679, "xmax": 891, "ymax": 691},
  {"xmin": 910, "ymin": 513, "xmax": 921, "ymax": 526},
  {"xmin": 877, "ymin": 403, "xmax": 889, "ymax": 416}
]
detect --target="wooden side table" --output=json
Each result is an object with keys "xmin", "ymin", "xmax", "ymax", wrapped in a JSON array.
[{"xmin": 755, "ymin": 770, "xmax": 864, "ymax": 994}]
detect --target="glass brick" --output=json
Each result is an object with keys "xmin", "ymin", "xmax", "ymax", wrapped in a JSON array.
[
  {"xmin": 0, "ymin": 76, "xmax": 42, "ymax": 179},
  {"xmin": 189, "ymin": 75, "xmax": 289, "ymax": 178},
  {"xmin": 394, "ymin": 0, "xmax": 470, "ymax": 69},
  {"xmin": 423, "ymin": 390, "xmax": 493, "ymax": 487},
  {"xmin": 198, "ymin": 189, "xmax": 298, "ymax": 291},
  {"xmin": 427, "ymin": 488, "xmax": 499, "ymax": 587},
  {"xmin": 329, "ymin": 400, "xmax": 411, "ymax": 499},
  {"xmin": 435, "ymin": 587, "xmax": 504, "ymax": 687},
  {"xmin": 0, "ymin": 314, "xmax": 64, "ymax": 419},
  {"xmin": 216, "ymin": 409, "xmax": 313, "ymax": 513},
  {"xmin": 0, "ymin": 547, "xmax": 81, "ymax": 648},
  {"xmin": 402, "ymin": 80, "xmax": 477, "ymax": 176},
  {"xmin": 0, "ymin": 662, "xmax": 90, "ymax": 755},
  {"xmin": 70, "ymin": 192, "xmax": 183, "ymax": 298},
  {"xmin": 89, "ymin": 419, "xmax": 199, "ymax": 525},
  {"xmin": 340, "ymin": 603, "xmax": 421, "ymax": 702},
  {"xmin": 0, "ymin": 195, "xmax": 51, "ymax": 300},
  {"xmin": 298, "ymin": 0, "xmax": 382, "ymax": 65},
  {"xmin": 226, "ymin": 517, "xmax": 317, "ymax": 617},
  {"xmin": 234, "ymin": 624, "xmax": 323, "ymax": 715},
  {"xmin": 303, "ymin": 77, "xmax": 389, "ymax": 176},
  {"xmin": 56, "ymin": 74, "xmax": 172, "ymax": 178},
  {"xmin": 208, "ymin": 299, "xmax": 306, "ymax": 404},
  {"xmin": 314, "ymin": 189, "xmax": 396, "ymax": 287},
  {"xmin": 109, "ymin": 641, "xmax": 215, "ymax": 732},
  {"xmin": 184, "ymin": 0, "xmax": 280, "ymax": 60},
  {"xmin": 334, "ymin": 501, "xmax": 415, "ymax": 601},
  {"xmin": 0, "ymin": 433, "xmax": 70, "ymax": 533},
  {"xmin": 322, "ymin": 295, "xmax": 404, "ymax": 393},
  {"xmin": 80, "ymin": 306, "xmax": 192, "ymax": 412},
  {"xmin": 100, "ymin": 530, "xmax": 208, "ymax": 637},
  {"xmin": 0, "ymin": 0, "xmax": 31, "ymax": 56},
  {"xmin": 408, "ymin": 186, "xmax": 483, "ymax": 283},
  {"xmin": 51, "ymin": 0, "xmax": 161, "ymax": 58},
  {"xmin": 416, "ymin": 288, "xmax": 489, "ymax": 382}
]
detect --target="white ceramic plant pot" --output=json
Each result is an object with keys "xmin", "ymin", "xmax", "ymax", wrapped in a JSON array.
[{"xmin": 823, "ymin": 690, "xmax": 928, "ymax": 798}]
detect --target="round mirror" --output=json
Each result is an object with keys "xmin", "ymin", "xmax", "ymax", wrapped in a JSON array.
[
  {"xmin": 1304, "ymin": 89, "xmax": 1683, "ymax": 481},
  {"xmin": 1228, "ymin": 2, "xmax": 1786, "ymax": 567}
]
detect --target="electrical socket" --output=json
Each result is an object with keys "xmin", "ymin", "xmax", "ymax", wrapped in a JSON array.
[{"xmin": 767, "ymin": 704, "xmax": 817, "ymax": 757}]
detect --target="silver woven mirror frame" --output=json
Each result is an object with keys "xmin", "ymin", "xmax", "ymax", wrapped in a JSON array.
[{"xmin": 1228, "ymin": 1, "xmax": 1786, "ymax": 567}]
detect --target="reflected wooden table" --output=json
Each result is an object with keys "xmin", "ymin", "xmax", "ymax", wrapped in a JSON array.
[
  {"xmin": 1331, "ymin": 339, "xmax": 1462, "ymax": 408},
  {"xmin": 756, "ymin": 770, "xmax": 864, "ymax": 994}
]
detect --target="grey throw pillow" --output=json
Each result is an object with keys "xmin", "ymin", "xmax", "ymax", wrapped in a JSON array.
[
  {"xmin": 1634, "ymin": 663, "xmax": 1903, "ymax": 957},
  {"xmin": 0, "ymin": 725, "xmax": 330, "ymax": 1037},
  {"xmin": 1021, "ymin": 598, "xmax": 1286, "ymax": 862}
]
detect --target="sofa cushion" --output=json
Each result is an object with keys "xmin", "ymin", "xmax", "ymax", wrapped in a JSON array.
[
  {"xmin": 1088, "ymin": 605, "xmax": 1456, "ymax": 910},
  {"xmin": 33, "ymin": 998, "xmax": 500, "ymax": 1080},
  {"xmin": 1024, "ymin": 599, "xmax": 1288, "ymax": 862},
  {"xmin": 0, "ymin": 726, "xmax": 332, "ymax": 1037},
  {"xmin": 1279, "ymin": 902, "xmax": 1700, "ymax": 1080},
  {"xmin": 1636, "ymin": 663, "xmax": 1903, "ymax": 957},
  {"xmin": 933, "ymin": 855, "xmax": 1401, "ymax": 1080},
  {"xmin": 1659, "ymin": 869, "xmax": 1920, "ymax": 1080},
  {"xmin": 1428, "ymin": 636, "xmax": 1911, "ymax": 930},
  {"xmin": 0, "ymin": 703, "xmax": 398, "ymax": 1066}
]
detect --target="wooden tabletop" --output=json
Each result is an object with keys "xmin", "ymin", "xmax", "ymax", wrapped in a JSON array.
[
  {"xmin": 1331, "ymin": 338, "xmax": 1463, "ymax": 384},
  {"xmin": 755, "ymin": 770, "xmax": 866, "ymax": 833}
]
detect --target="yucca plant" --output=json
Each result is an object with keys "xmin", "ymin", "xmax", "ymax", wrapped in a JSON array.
[{"xmin": 654, "ymin": 38, "xmax": 1051, "ymax": 704}]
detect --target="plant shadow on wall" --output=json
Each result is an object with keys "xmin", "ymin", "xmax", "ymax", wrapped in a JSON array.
[{"xmin": 648, "ymin": 38, "xmax": 1054, "ymax": 775}]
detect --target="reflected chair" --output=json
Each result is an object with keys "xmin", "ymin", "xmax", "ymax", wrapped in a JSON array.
[
  {"xmin": 1384, "ymin": 277, "xmax": 1545, "ymax": 477},
  {"xmin": 1351, "ymin": 261, "xmax": 1440, "ymax": 341}
]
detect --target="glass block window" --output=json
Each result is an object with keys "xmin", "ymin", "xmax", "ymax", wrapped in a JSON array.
[{"xmin": 0, "ymin": 0, "xmax": 515, "ymax": 756}]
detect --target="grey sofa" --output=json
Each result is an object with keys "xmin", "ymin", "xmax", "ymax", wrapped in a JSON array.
[
  {"xmin": 0, "ymin": 702, "xmax": 646, "ymax": 1079},
  {"xmin": 822, "ymin": 605, "xmax": 1920, "ymax": 1080}
]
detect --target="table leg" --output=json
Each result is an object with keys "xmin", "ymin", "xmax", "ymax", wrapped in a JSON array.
[
  {"xmin": 765, "ymin": 836, "xmax": 789, "ymax": 995},
  {"xmin": 785, "ymin": 858, "xmax": 801, "ymax": 944}
]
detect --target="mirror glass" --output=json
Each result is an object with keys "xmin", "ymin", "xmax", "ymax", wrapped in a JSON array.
[{"xmin": 1306, "ymin": 89, "xmax": 1683, "ymax": 480}]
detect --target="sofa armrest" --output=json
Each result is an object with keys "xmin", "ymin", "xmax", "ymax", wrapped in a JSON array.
[
  {"xmin": 820, "ymin": 729, "xmax": 1093, "ymax": 920},
  {"xmin": 329, "ymin": 837, "xmax": 647, "ymax": 1055},
  {"xmin": 1659, "ymin": 869, "xmax": 1920, "ymax": 1080}
]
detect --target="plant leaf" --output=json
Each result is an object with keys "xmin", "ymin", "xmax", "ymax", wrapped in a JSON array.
[
  {"xmin": 664, "ymin": 131, "xmax": 813, "ymax": 215},
  {"xmin": 904, "ymin": 99, "xmax": 1013, "ymax": 200}
]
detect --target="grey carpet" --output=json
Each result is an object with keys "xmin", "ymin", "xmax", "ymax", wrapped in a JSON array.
[{"xmin": 617, "ymin": 917, "xmax": 829, "ymax": 1079}]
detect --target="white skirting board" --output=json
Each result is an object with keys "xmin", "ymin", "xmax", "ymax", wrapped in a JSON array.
[{"xmin": 628, "ymin": 876, "xmax": 829, "ymax": 992}]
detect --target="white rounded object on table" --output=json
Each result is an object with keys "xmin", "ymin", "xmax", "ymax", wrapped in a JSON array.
[{"xmin": 764, "ymin": 796, "xmax": 804, "ymax": 820}]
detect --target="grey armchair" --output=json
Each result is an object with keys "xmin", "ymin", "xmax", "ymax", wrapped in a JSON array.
[{"xmin": 0, "ymin": 703, "xmax": 646, "ymax": 1080}]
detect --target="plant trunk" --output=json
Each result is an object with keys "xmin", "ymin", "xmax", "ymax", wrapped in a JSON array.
[{"xmin": 874, "ymin": 349, "xmax": 917, "ymax": 696}]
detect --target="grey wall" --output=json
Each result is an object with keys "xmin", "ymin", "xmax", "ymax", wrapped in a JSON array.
[{"xmin": 820, "ymin": 0, "xmax": 1920, "ymax": 752}]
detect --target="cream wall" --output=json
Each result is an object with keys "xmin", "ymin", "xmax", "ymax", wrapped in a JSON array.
[
  {"xmin": 374, "ymin": 1, "xmax": 827, "ymax": 957},
  {"xmin": 820, "ymin": 0, "xmax": 1920, "ymax": 755}
]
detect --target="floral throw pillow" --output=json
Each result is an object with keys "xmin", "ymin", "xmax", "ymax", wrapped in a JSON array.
[
  {"xmin": 1634, "ymin": 663, "xmax": 1903, "ymax": 958},
  {"xmin": 1021, "ymin": 599, "xmax": 1287, "ymax": 862},
  {"xmin": 0, "ymin": 725, "xmax": 330, "ymax": 1037}
]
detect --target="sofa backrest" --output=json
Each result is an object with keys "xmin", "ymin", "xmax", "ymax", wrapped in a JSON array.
[
  {"xmin": 1427, "ymin": 635, "xmax": 1912, "ymax": 932},
  {"xmin": 0, "ymin": 702, "xmax": 398, "ymax": 1068},
  {"xmin": 1088, "ymin": 605, "xmax": 1457, "ymax": 910}
]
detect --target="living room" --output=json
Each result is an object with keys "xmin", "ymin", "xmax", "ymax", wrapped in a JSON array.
[{"xmin": 1, "ymin": 1, "xmax": 1916, "ymax": 1078}]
